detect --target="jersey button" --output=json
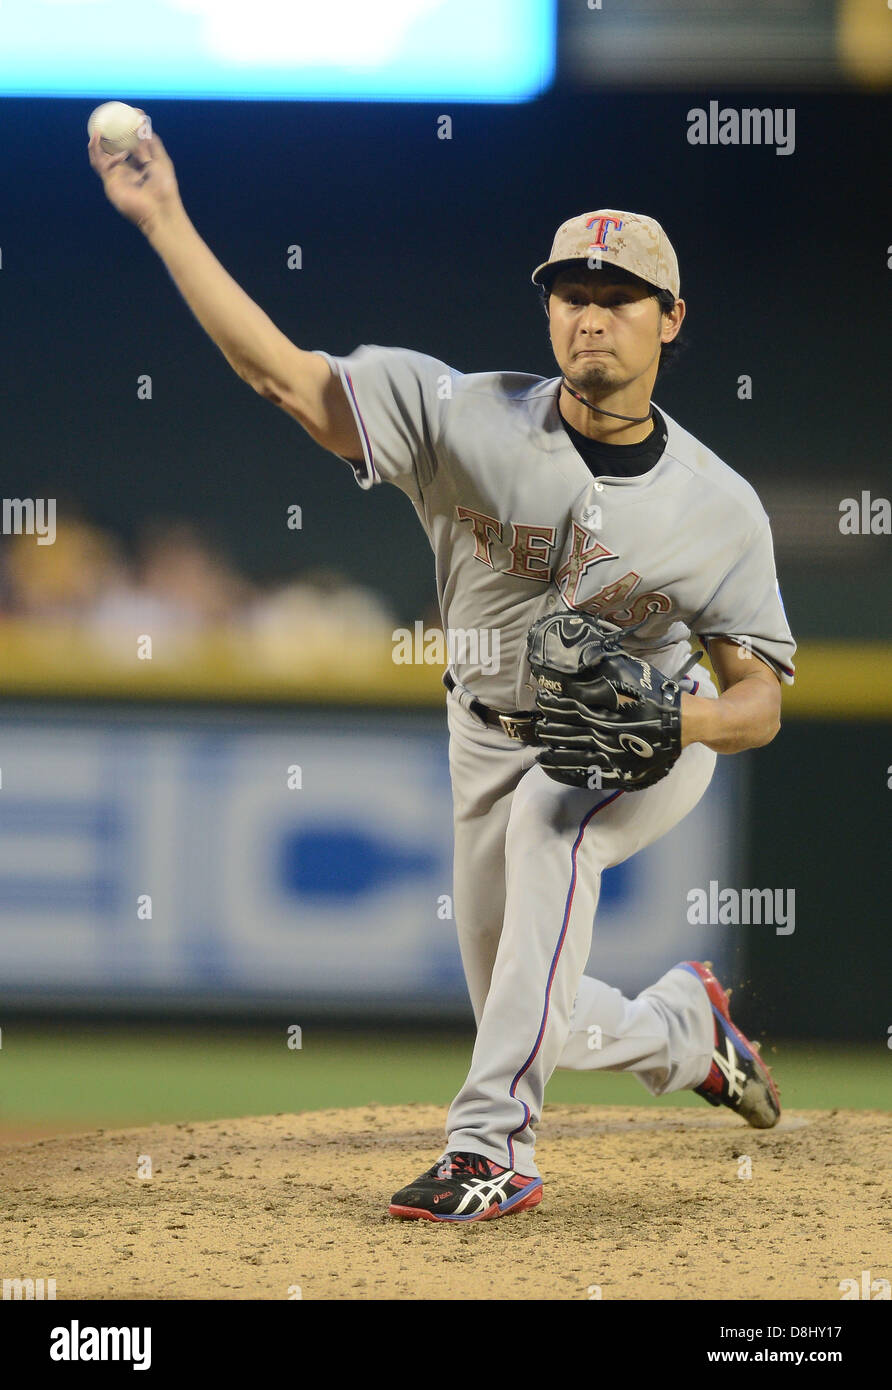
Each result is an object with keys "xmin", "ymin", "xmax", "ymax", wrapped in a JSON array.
[{"xmin": 593, "ymin": 481, "xmax": 605, "ymax": 492}]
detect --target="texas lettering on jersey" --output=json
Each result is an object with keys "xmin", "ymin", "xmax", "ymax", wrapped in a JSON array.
[
  {"xmin": 312, "ymin": 343, "xmax": 797, "ymax": 705},
  {"xmin": 455, "ymin": 507, "xmax": 671, "ymax": 627}
]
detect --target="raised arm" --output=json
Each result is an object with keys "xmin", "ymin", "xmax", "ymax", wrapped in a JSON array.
[{"xmin": 88, "ymin": 120, "xmax": 361, "ymax": 459}]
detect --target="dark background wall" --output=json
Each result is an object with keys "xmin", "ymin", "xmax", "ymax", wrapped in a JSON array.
[{"xmin": 744, "ymin": 721, "xmax": 891, "ymax": 1042}]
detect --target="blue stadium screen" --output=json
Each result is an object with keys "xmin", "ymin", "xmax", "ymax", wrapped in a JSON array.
[{"xmin": 0, "ymin": 0, "xmax": 555, "ymax": 101}]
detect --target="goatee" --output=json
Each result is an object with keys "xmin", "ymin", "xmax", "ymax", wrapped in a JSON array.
[{"xmin": 567, "ymin": 361, "xmax": 613, "ymax": 395}]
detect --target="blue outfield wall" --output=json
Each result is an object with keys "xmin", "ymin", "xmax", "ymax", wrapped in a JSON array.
[{"xmin": 0, "ymin": 702, "xmax": 740, "ymax": 1018}]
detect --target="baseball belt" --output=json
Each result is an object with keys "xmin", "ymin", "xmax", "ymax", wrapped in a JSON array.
[{"xmin": 442, "ymin": 671, "xmax": 539, "ymax": 744}]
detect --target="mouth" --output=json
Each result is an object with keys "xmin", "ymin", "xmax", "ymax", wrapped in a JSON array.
[{"xmin": 575, "ymin": 348, "xmax": 611, "ymax": 357}]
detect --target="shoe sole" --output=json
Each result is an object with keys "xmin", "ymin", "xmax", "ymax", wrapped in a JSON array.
[
  {"xmin": 679, "ymin": 960, "xmax": 781, "ymax": 1128},
  {"xmin": 389, "ymin": 1182, "xmax": 543, "ymax": 1223}
]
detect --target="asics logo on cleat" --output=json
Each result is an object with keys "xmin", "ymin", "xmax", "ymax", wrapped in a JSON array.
[
  {"xmin": 453, "ymin": 1173, "xmax": 517, "ymax": 1215},
  {"xmin": 713, "ymin": 1036, "xmax": 747, "ymax": 1100}
]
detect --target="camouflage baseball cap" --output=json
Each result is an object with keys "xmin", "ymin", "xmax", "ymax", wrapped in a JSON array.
[{"xmin": 532, "ymin": 210, "xmax": 680, "ymax": 299}]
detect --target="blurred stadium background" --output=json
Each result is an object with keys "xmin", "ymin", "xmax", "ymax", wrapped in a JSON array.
[{"xmin": 0, "ymin": 0, "xmax": 890, "ymax": 1138}]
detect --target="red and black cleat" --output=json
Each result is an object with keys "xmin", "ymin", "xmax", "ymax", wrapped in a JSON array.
[
  {"xmin": 678, "ymin": 960, "xmax": 781, "ymax": 1129},
  {"xmin": 389, "ymin": 1150, "xmax": 543, "ymax": 1222}
]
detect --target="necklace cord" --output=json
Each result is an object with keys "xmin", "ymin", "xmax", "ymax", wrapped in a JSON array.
[{"xmin": 560, "ymin": 379, "xmax": 653, "ymax": 425}]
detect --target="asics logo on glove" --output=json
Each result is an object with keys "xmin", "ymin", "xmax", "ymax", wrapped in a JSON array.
[{"xmin": 619, "ymin": 733, "xmax": 654, "ymax": 758}]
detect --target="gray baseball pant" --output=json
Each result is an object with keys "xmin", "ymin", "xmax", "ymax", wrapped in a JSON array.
[{"xmin": 443, "ymin": 678, "xmax": 719, "ymax": 1178}]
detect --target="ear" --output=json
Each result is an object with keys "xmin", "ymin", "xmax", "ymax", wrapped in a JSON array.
[{"xmin": 660, "ymin": 296, "xmax": 685, "ymax": 344}]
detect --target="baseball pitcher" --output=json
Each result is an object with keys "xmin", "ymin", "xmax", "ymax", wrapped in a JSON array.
[{"xmin": 90, "ymin": 127, "xmax": 795, "ymax": 1223}]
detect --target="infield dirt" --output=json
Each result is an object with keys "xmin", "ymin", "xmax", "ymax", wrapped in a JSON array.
[{"xmin": 4, "ymin": 1104, "xmax": 889, "ymax": 1300}]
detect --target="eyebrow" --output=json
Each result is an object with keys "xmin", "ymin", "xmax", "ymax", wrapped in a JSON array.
[{"xmin": 558, "ymin": 280, "xmax": 639, "ymax": 293}]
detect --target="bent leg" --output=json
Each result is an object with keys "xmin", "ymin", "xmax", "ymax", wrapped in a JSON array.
[
  {"xmin": 555, "ymin": 741, "xmax": 720, "ymax": 1092},
  {"xmin": 445, "ymin": 739, "xmax": 717, "ymax": 1177},
  {"xmin": 556, "ymin": 966, "xmax": 715, "ymax": 1095}
]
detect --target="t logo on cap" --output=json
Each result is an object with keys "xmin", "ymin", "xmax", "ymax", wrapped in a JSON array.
[
  {"xmin": 586, "ymin": 214, "xmax": 623, "ymax": 251},
  {"xmin": 531, "ymin": 209, "xmax": 681, "ymax": 300}
]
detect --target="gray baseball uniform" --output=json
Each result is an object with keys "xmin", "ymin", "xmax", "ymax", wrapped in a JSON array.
[{"xmin": 315, "ymin": 343, "xmax": 796, "ymax": 1177}]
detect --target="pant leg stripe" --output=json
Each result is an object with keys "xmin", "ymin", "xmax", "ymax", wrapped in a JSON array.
[{"xmin": 505, "ymin": 788, "xmax": 624, "ymax": 1166}]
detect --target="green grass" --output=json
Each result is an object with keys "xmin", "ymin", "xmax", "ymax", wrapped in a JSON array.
[{"xmin": 0, "ymin": 1027, "xmax": 888, "ymax": 1132}]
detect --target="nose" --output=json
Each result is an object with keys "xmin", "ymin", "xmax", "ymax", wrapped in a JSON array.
[{"xmin": 579, "ymin": 301, "xmax": 610, "ymax": 333}]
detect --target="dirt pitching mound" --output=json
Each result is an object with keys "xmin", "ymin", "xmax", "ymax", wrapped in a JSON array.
[{"xmin": 4, "ymin": 1105, "xmax": 887, "ymax": 1300}]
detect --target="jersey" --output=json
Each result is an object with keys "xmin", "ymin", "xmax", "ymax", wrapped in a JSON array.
[{"xmin": 313, "ymin": 344, "xmax": 796, "ymax": 710}]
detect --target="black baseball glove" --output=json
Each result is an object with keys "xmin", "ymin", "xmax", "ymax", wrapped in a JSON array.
[{"xmin": 526, "ymin": 609, "xmax": 702, "ymax": 792}]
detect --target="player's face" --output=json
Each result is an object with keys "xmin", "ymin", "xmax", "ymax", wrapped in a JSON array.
[{"xmin": 547, "ymin": 271, "xmax": 670, "ymax": 397}]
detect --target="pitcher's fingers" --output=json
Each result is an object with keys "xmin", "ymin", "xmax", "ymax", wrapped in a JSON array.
[
  {"xmin": 87, "ymin": 128, "xmax": 107, "ymax": 168},
  {"xmin": 129, "ymin": 144, "xmax": 152, "ymax": 173},
  {"xmin": 142, "ymin": 130, "xmax": 172, "ymax": 166},
  {"xmin": 128, "ymin": 125, "xmax": 153, "ymax": 169},
  {"xmin": 88, "ymin": 131, "xmax": 131, "ymax": 175}
]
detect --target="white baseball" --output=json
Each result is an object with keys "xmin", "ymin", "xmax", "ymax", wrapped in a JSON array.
[{"xmin": 87, "ymin": 101, "xmax": 145, "ymax": 155}]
